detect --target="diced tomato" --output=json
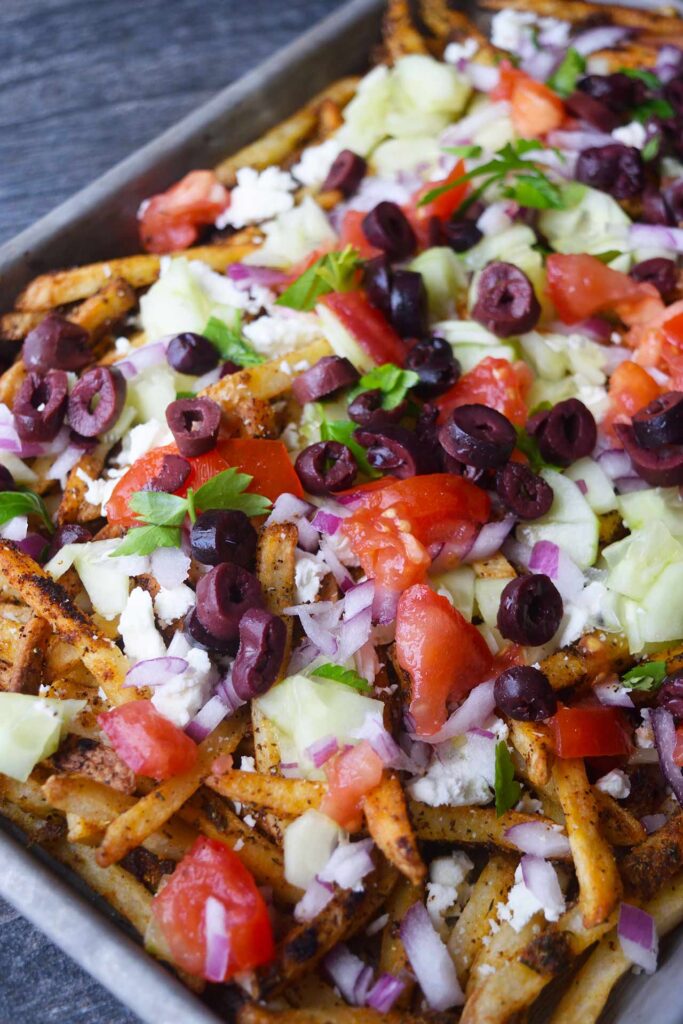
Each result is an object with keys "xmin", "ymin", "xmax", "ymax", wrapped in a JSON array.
[
  {"xmin": 414, "ymin": 160, "xmax": 469, "ymax": 222},
  {"xmin": 547, "ymin": 254, "xmax": 662, "ymax": 325},
  {"xmin": 152, "ymin": 836, "xmax": 274, "ymax": 980},
  {"xmin": 436, "ymin": 356, "xmax": 533, "ymax": 426},
  {"xmin": 138, "ymin": 171, "xmax": 229, "ymax": 254},
  {"xmin": 492, "ymin": 61, "xmax": 564, "ymax": 137},
  {"xmin": 396, "ymin": 584, "xmax": 493, "ymax": 736},
  {"xmin": 549, "ymin": 706, "xmax": 631, "ymax": 759},
  {"xmin": 321, "ymin": 740, "xmax": 384, "ymax": 830},
  {"xmin": 321, "ymin": 291, "xmax": 410, "ymax": 366},
  {"xmin": 674, "ymin": 725, "xmax": 683, "ymax": 767},
  {"xmin": 338, "ymin": 210, "xmax": 383, "ymax": 260},
  {"xmin": 215, "ymin": 438, "xmax": 304, "ymax": 502},
  {"xmin": 98, "ymin": 700, "xmax": 197, "ymax": 779},
  {"xmin": 603, "ymin": 360, "xmax": 661, "ymax": 440}
]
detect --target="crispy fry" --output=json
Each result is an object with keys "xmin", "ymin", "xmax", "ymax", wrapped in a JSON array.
[
  {"xmin": 202, "ymin": 338, "xmax": 332, "ymax": 408},
  {"xmin": 593, "ymin": 788, "xmax": 646, "ymax": 847},
  {"xmin": 0, "ymin": 359, "xmax": 28, "ymax": 407},
  {"xmin": 409, "ymin": 801, "xmax": 571, "ymax": 856},
  {"xmin": 214, "ymin": 79, "xmax": 359, "ymax": 186},
  {"xmin": 4, "ymin": 613, "xmax": 51, "ymax": 694},
  {"xmin": 238, "ymin": 1007, "xmax": 453, "ymax": 1024},
  {"xmin": 449, "ymin": 853, "xmax": 517, "ymax": 987},
  {"xmin": 472, "ymin": 553, "xmax": 516, "ymax": 580},
  {"xmin": 383, "ymin": 0, "xmax": 430, "ymax": 60},
  {"xmin": 0, "ymin": 772, "xmax": 52, "ymax": 818},
  {"xmin": 621, "ymin": 810, "xmax": 683, "ymax": 899},
  {"xmin": 466, "ymin": 911, "xmax": 541, "ymax": 1001},
  {"xmin": 553, "ymin": 759, "xmax": 621, "ymax": 927},
  {"xmin": 379, "ymin": 875, "xmax": 422, "ymax": 1007},
  {"xmin": 363, "ymin": 774, "xmax": 426, "ymax": 885},
  {"xmin": 0, "ymin": 310, "xmax": 44, "ymax": 342},
  {"xmin": 540, "ymin": 629, "xmax": 631, "ymax": 692},
  {"xmin": 68, "ymin": 276, "xmax": 137, "ymax": 341},
  {"xmin": 480, "ymin": 0, "xmax": 683, "ymax": 34},
  {"xmin": 509, "ymin": 720, "xmax": 552, "ymax": 788},
  {"xmin": 207, "ymin": 771, "xmax": 324, "ymax": 816},
  {"xmin": 57, "ymin": 441, "xmax": 110, "ymax": 524},
  {"xmin": 418, "ymin": 0, "xmax": 490, "ymax": 51}
]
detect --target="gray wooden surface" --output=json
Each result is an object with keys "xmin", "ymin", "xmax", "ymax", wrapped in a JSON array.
[{"xmin": 0, "ymin": 1, "xmax": 339, "ymax": 1021}]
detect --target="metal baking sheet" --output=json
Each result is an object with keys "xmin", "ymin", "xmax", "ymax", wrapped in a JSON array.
[{"xmin": 1, "ymin": 0, "xmax": 683, "ymax": 1020}]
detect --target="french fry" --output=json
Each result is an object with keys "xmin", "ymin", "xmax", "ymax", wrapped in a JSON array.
[
  {"xmin": 68, "ymin": 276, "xmax": 137, "ymax": 342},
  {"xmin": 479, "ymin": 0, "xmax": 683, "ymax": 34},
  {"xmin": 0, "ymin": 541, "xmax": 132, "ymax": 705},
  {"xmin": 0, "ymin": 359, "xmax": 28, "ymax": 407},
  {"xmin": 363, "ymin": 774, "xmax": 426, "ymax": 885},
  {"xmin": 96, "ymin": 715, "xmax": 247, "ymax": 866},
  {"xmin": 214, "ymin": 78, "xmax": 359, "ymax": 186},
  {"xmin": 0, "ymin": 310, "xmax": 44, "ymax": 342},
  {"xmin": 4, "ymin": 613, "xmax": 51, "ymax": 694},
  {"xmin": 0, "ymin": 772, "xmax": 52, "ymax": 819},
  {"xmin": 509, "ymin": 720, "xmax": 552, "ymax": 788},
  {"xmin": 540, "ymin": 629, "xmax": 632, "ymax": 692},
  {"xmin": 472, "ymin": 553, "xmax": 516, "ymax": 580},
  {"xmin": 202, "ymin": 338, "xmax": 332, "ymax": 408},
  {"xmin": 418, "ymin": 0, "xmax": 490, "ymax": 51},
  {"xmin": 449, "ymin": 853, "xmax": 516, "ymax": 988},
  {"xmin": 466, "ymin": 911, "xmax": 541, "ymax": 1000},
  {"xmin": 207, "ymin": 771, "xmax": 324, "ymax": 816},
  {"xmin": 593, "ymin": 788, "xmax": 646, "ymax": 847},
  {"xmin": 238, "ymin": 1007, "xmax": 453, "ymax": 1024},
  {"xmin": 379, "ymin": 875, "xmax": 423, "ymax": 1008},
  {"xmin": 553, "ymin": 759, "xmax": 621, "ymax": 927},
  {"xmin": 408, "ymin": 802, "xmax": 571, "ymax": 857},
  {"xmin": 621, "ymin": 810, "xmax": 683, "ymax": 899},
  {"xmin": 15, "ymin": 242, "xmax": 255, "ymax": 310},
  {"xmin": 382, "ymin": 0, "xmax": 431, "ymax": 60},
  {"xmin": 57, "ymin": 441, "xmax": 110, "ymax": 525}
]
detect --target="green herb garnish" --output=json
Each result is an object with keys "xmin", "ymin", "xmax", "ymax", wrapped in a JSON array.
[
  {"xmin": 548, "ymin": 48, "xmax": 586, "ymax": 98},
  {"xmin": 620, "ymin": 68, "xmax": 662, "ymax": 90},
  {"xmin": 633, "ymin": 98, "xmax": 674, "ymax": 124},
  {"xmin": 349, "ymin": 363, "xmax": 419, "ymax": 411},
  {"xmin": 277, "ymin": 246, "xmax": 360, "ymax": 312},
  {"xmin": 621, "ymin": 660, "xmax": 668, "ymax": 692},
  {"xmin": 642, "ymin": 134, "xmax": 661, "ymax": 162},
  {"xmin": 319, "ymin": 415, "xmax": 381, "ymax": 480},
  {"xmin": 312, "ymin": 663, "xmax": 372, "ymax": 693},
  {"xmin": 494, "ymin": 741, "xmax": 521, "ymax": 817},
  {"xmin": 514, "ymin": 426, "xmax": 559, "ymax": 474},
  {"xmin": 0, "ymin": 490, "xmax": 53, "ymax": 534},
  {"xmin": 203, "ymin": 314, "xmax": 264, "ymax": 367}
]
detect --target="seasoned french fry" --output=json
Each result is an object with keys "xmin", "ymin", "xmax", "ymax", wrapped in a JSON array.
[
  {"xmin": 621, "ymin": 810, "xmax": 683, "ymax": 899},
  {"xmin": 256, "ymin": 520, "xmax": 297, "ymax": 663},
  {"xmin": 540, "ymin": 629, "xmax": 632, "ymax": 692},
  {"xmin": 238, "ymin": 1007, "xmax": 453, "ymax": 1024},
  {"xmin": 553, "ymin": 759, "xmax": 621, "ymax": 927},
  {"xmin": 418, "ymin": 0, "xmax": 490, "ymax": 51},
  {"xmin": 0, "ymin": 359, "xmax": 28, "ymax": 407},
  {"xmin": 593, "ymin": 788, "xmax": 646, "ymax": 847},
  {"xmin": 0, "ymin": 772, "xmax": 52, "ymax": 818},
  {"xmin": 449, "ymin": 853, "xmax": 516, "ymax": 987},
  {"xmin": 68, "ymin": 276, "xmax": 137, "ymax": 342},
  {"xmin": 379, "ymin": 875, "xmax": 423, "ymax": 1008},
  {"xmin": 5, "ymin": 614, "xmax": 51, "ymax": 694},
  {"xmin": 480, "ymin": 0, "xmax": 683, "ymax": 34},
  {"xmin": 363, "ymin": 774, "xmax": 426, "ymax": 885},
  {"xmin": 383, "ymin": 0, "xmax": 430, "ymax": 60},
  {"xmin": 509, "ymin": 720, "xmax": 552, "ymax": 788},
  {"xmin": 0, "ymin": 310, "xmax": 44, "ymax": 342},
  {"xmin": 466, "ymin": 911, "xmax": 541, "ymax": 1000},
  {"xmin": 57, "ymin": 441, "xmax": 111, "ymax": 524},
  {"xmin": 472, "ymin": 553, "xmax": 516, "ymax": 580},
  {"xmin": 96, "ymin": 714, "xmax": 247, "ymax": 867},
  {"xmin": 202, "ymin": 338, "xmax": 332, "ymax": 408},
  {"xmin": 207, "ymin": 771, "xmax": 324, "ymax": 815},
  {"xmin": 409, "ymin": 801, "xmax": 571, "ymax": 856}
]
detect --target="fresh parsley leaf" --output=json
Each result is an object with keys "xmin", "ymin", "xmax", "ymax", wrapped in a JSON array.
[
  {"xmin": 312, "ymin": 663, "xmax": 372, "ymax": 693},
  {"xmin": 621, "ymin": 67, "xmax": 662, "ymax": 90},
  {"xmin": 444, "ymin": 144, "xmax": 483, "ymax": 158},
  {"xmin": 349, "ymin": 363, "xmax": 419, "ymax": 410},
  {"xmin": 548, "ymin": 48, "xmax": 586, "ymax": 98},
  {"xmin": 0, "ymin": 490, "xmax": 53, "ymax": 533},
  {"xmin": 622, "ymin": 660, "xmax": 667, "ymax": 692},
  {"xmin": 127, "ymin": 491, "xmax": 189, "ymax": 527},
  {"xmin": 203, "ymin": 315, "xmax": 264, "ymax": 367},
  {"xmin": 193, "ymin": 467, "xmax": 271, "ymax": 518},
  {"xmin": 593, "ymin": 250, "xmax": 623, "ymax": 264},
  {"xmin": 514, "ymin": 427, "xmax": 558, "ymax": 474},
  {"xmin": 111, "ymin": 525, "xmax": 181, "ymax": 557},
  {"xmin": 633, "ymin": 98, "xmax": 674, "ymax": 124},
  {"xmin": 503, "ymin": 173, "xmax": 564, "ymax": 210},
  {"xmin": 320, "ymin": 417, "xmax": 381, "ymax": 479},
  {"xmin": 277, "ymin": 247, "xmax": 360, "ymax": 312},
  {"xmin": 175, "ymin": 390, "xmax": 195, "ymax": 400},
  {"xmin": 494, "ymin": 741, "xmax": 521, "ymax": 817},
  {"xmin": 642, "ymin": 134, "xmax": 661, "ymax": 161}
]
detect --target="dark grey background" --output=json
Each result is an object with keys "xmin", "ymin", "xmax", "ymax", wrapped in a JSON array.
[{"xmin": 0, "ymin": 1, "xmax": 339, "ymax": 1021}]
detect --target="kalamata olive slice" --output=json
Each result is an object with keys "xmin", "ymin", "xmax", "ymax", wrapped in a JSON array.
[
  {"xmin": 22, "ymin": 314, "xmax": 92, "ymax": 375},
  {"xmin": 13, "ymin": 370, "xmax": 69, "ymax": 442},
  {"xmin": 166, "ymin": 332, "xmax": 219, "ymax": 376},
  {"xmin": 494, "ymin": 665, "xmax": 557, "ymax": 721},
  {"xmin": 658, "ymin": 670, "xmax": 683, "ymax": 718},
  {"xmin": 347, "ymin": 389, "xmax": 405, "ymax": 428},
  {"xmin": 190, "ymin": 509, "xmax": 258, "ymax": 567},
  {"xmin": 630, "ymin": 258, "xmax": 678, "ymax": 302},
  {"xmin": 291, "ymin": 356, "xmax": 359, "ymax": 405},
  {"xmin": 404, "ymin": 337, "xmax": 460, "ymax": 398},
  {"xmin": 195, "ymin": 563, "xmax": 264, "ymax": 651},
  {"xmin": 0, "ymin": 465, "xmax": 15, "ymax": 492},
  {"xmin": 166, "ymin": 397, "xmax": 221, "ymax": 457},
  {"xmin": 496, "ymin": 461, "xmax": 554, "ymax": 520},
  {"xmin": 664, "ymin": 76, "xmax": 683, "ymax": 115},
  {"xmin": 184, "ymin": 608, "xmax": 235, "ymax": 654},
  {"xmin": 641, "ymin": 183, "xmax": 674, "ymax": 226},
  {"xmin": 616, "ymin": 422, "xmax": 683, "ymax": 485},
  {"xmin": 145, "ymin": 454, "xmax": 192, "ymax": 494},
  {"xmin": 536, "ymin": 398, "xmax": 597, "ymax": 466},
  {"xmin": 576, "ymin": 144, "xmax": 645, "ymax": 200},
  {"xmin": 665, "ymin": 179, "xmax": 683, "ymax": 222},
  {"xmin": 577, "ymin": 73, "xmax": 643, "ymax": 113},
  {"xmin": 219, "ymin": 360, "xmax": 241, "ymax": 377},
  {"xmin": 44, "ymin": 523, "xmax": 92, "ymax": 563},
  {"xmin": 354, "ymin": 425, "xmax": 421, "ymax": 478},
  {"xmin": 632, "ymin": 391, "xmax": 683, "ymax": 449},
  {"xmin": 363, "ymin": 255, "xmax": 392, "ymax": 316},
  {"xmin": 564, "ymin": 91, "xmax": 620, "ymax": 131},
  {"xmin": 231, "ymin": 608, "xmax": 287, "ymax": 700},
  {"xmin": 321, "ymin": 149, "xmax": 367, "ymax": 196},
  {"xmin": 497, "ymin": 574, "xmax": 563, "ymax": 647},
  {"xmin": 389, "ymin": 270, "xmax": 428, "ymax": 338},
  {"xmin": 295, "ymin": 441, "xmax": 357, "ymax": 496},
  {"xmin": 362, "ymin": 201, "xmax": 417, "ymax": 260},
  {"xmin": 472, "ymin": 261, "xmax": 541, "ymax": 337},
  {"xmin": 68, "ymin": 367, "xmax": 126, "ymax": 438},
  {"xmin": 439, "ymin": 403, "xmax": 516, "ymax": 469},
  {"xmin": 444, "ymin": 218, "xmax": 482, "ymax": 253}
]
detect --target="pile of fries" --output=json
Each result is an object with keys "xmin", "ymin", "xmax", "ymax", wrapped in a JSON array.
[{"xmin": 3, "ymin": 1, "xmax": 683, "ymax": 1022}]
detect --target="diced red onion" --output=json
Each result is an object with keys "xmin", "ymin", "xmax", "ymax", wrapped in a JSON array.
[
  {"xmin": 630, "ymin": 223, "xmax": 683, "ymax": 254},
  {"xmin": 186, "ymin": 694, "xmax": 229, "ymax": 742},
  {"xmin": 306, "ymin": 734, "xmax": 339, "ymax": 768},
  {"xmin": 575, "ymin": 478, "xmax": 588, "ymax": 495},
  {"xmin": 594, "ymin": 679, "xmax": 634, "ymax": 709},
  {"xmin": 400, "ymin": 902, "xmax": 464, "ymax": 1010},
  {"xmin": 311, "ymin": 509, "xmax": 342, "ymax": 535},
  {"xmin": 324, "ymin": 945, "xmax": 373, "ymax": 1006},
  {"xmin": 334, "ymin": 489, "xmax": 364, "ymax": 509},
  {"xmin": 116, "ymin": 341, "xmax": 167, "ymax": 380},
  {"xmin": 597, "ymin": 449, "xmax": 634, "ymax": 481},
  {"xmin": 520, "ymin": 854, "xmax": 565, "ymax": 918},
  {"xmin": 354, "ymin": 639, "xmax": 380, "ymax": 685},
  {"xmin": 421, "ymin": 680, "xmax": 496, "ymax": 744},
  {"xmin": 296, "ymin": 608, "xmax": 340, "ymax": 656},
  {"xmin": 49, "ymin": 442, "xmax": 87, "ymax": 484},
  {"xmin": 285, "ymin": 600, "xmax": 343, "ymax": 656},
  {"xmin": 502, "ymin": 536, "xmax": 532, "ymax": 569},
  {"xmin": 468, "ymin": 727, "xmax": 495, "ymax": 740},
  {"xmin": 294, "ymin": 876, "xmax": 334, "ymax": 922},
  {"xmin": 19, "ymin": 423, "xmax": 71, "ymax": 459},
  {"xmin": 216, "ymin": 670, "xmax": 247, "ymax": 715},
  {"xmin": 352, "ymin": 713, "xmax": 414, "ymax": 772},
  {"xmin": 344, "ymin": 579, "xmax": 374, "ymax": 619},
  {"xmin": 0, "ymin": 404, "xmax": 21, "ymax": 453},
  {"xmin": 150, "ymin": 546, "xmax": 190, "ymax": 589},
  {"xmin": 267, "ymin": 492, "xmax": 318, "ymax": 551},
  {"xmin": 124, "ymin": 656, "xmax": 188, "ymax": 689},
  {"xmin": 203, "ymin": 895, "xmax": 230, "ymax": 983},
  {"xmin": 366, "ymin": 973, "xmax": 405, "ymax": 1012},
  {"xmin": 441, "ymin": 101, "xmax": 511, "ymax": 147},
  {"xmin": 463, "ymin": 62, "xmax": 499, "ymax": 92},
  {"xmin": 572, "ymin": 25, "xmax": 633, "ymax": 56},
  {"xmin": 641, "ymin": 813, "xmax": 667, "ymax": 834},
  {"xmin": 563, "ymin": 317, "xmax": 614, "ymax": 344},
  {"xmin": 288, "ymin": 639, "xmax": 320, "ymax": 674},
  {"xmin": 227, "ymin": 263, "xmax": 289, "ymax": 288},
  {"xmin": 617, "ymin": 903, "xmax": 658, "ymax": 975},
  {"xmin": 464, "ymin": 519, "xmax": 515, "ymax": 564},
  {"xmin": 0, "ymin": 516, "xmax": 28, "ymax": 542},
  {"xmin": 430, "ymin": 528, "xmax": 477, "ymax": 573},
  {"xmin": 318, "ymin": 838, "xmax": 374, "ymax": 891},
  {"xmin": 336, "ymin": 606, "xmax": 373, "ymax": 663},
  {"xmin": 505, "ymin": 821, "xmax": 571, "ymax": 858},
  {"xmin": 529, "ymin": 540, "xmax": 584, "ymax": 602},
  {"xmin": 17, "ymin": 532, "xmax": 47, "ymax": 562},
  {"xmin": 520, "ymin": 49, "xmax": 562, "ymax": 82},
  {"xmin": 651, "ymin": 707, "xmax": 683, "ymax": 807},
  {"xmin": 547, "ymin": 129, "xmax": 614, "ymax": 151},
  {"xmin": 477, "ymin": 202, "xmax": 515, "ymax": 237},
  {"xmin": 320, "ymin": 537, "xmax": 354, "ymax": 591},
  {"xmin": 657, "ymin": 44, "xmax": 683, "ymax": 83}
]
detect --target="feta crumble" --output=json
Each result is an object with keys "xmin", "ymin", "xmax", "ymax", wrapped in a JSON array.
[
  {"xmin": 444, "ymin": 38, "xmax": 479, "ymax": 65},
  {"xmin": 216, "ymin": 167, "xmax": 297, "ymax": 229},
  {"xmin": 490, "ymin": 10, "xmax": 570, "ymax": 53},
  {"xmin": 498, "ymin": 862, "xmax": 565, "ymax": 932},
  {"xmin": 291, "ymin": 139, "xmax": 342, "ymax": 189},
  {"xmin": 151, "ymin": 633, "xmax": 217, "ymax": 728},
  {"xmin": 612, "ymin": 122, "xmax": 647, "ymax": 150},
  {"xmin": 243, "ymin": 310, "xmax": 324, "ymax": 359},
  {"xmin": 294, "ymin": 550, "xmax": 327, "ymax": 604},
  {"xmin": 408, "ymin": 732, "xmax": 498, "ymax": 807},
  {"xmin": 119, "ymin": 587, "xmax": 166, "ymax": 663},
  {"xmin": 426, "ymin": 851, "xmax": 474, "ymax": 933},
  {"xmin": 154, "ymin": 584, "xmax": 196, "ymax": 627},
  {"xmin": 595, "ymin": 768, "xmax": 631, "ymax": 800}
]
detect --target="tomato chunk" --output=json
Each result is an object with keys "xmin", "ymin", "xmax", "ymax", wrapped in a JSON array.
[
  {"xmin": 152, "ymin": 836, "xmax": 274, "ymax": 980},
  {"xmin": 139, "ymin": 171, "xmax": 229, "ymax": 254},
  {"xmin": 338, "ymin": 210, "xmax": 383, "ymax": 260},
  {"xmin": 321, "ymin": 291, "xmax": 409, "ymax": 366},
  {"xmin": 547, "ymin": 254, "xmax": 662, "ymax": 325},
  {"xmin": 603, "ymin": 360, "xmax": 661, "ymax": 440},
  {"xmin": 549, "ymin": 706, "xmax": 631, "ymax": 759},
  {"xmin": 396, "ymin": 584, "xmax": 493, "ymax": 736},
  {"xmin": 215, "ymin": 438, "xmax": 303, "ymax": 502},
  {"xmin": 493, "ymin": 62, "xmax": 564, "ymax": 137},
  {"xmin": 436, "ymin": 356, "xmax": 533, "ymax": 426},
  {"xmin": 414, "ymin": 160, "xmax": 468, "ymax": 222},
  {"xmin": 98, "ymin": 700, "xmax": 197, "ymax": 779},
  {"xmin": 321, "ymin": 740, "xmax": 384, "ymax": 830}
]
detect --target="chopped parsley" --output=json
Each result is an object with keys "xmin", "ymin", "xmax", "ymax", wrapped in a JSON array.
[
  {"xmin": 312, "ymin": 663, "xmax": 372, "ymax": 693},
  {"xmin": 621, "ymin": 660, "xmax": 668, "ymax": 693},
  {"xmin": 494, "ymin": 741, "xmax": 521, "ymax": 817},
  {"xmin": 277, "ymin": 246, "xmax": 360, "ymax": 312},
  {"xmin": 548, "ymin": 48, "xmax": 586, "ymax": 98},
  {"xmin": 349, "ymin": 363, "xmax": 419, "ymax": 410},
  {"xmin": 203, "ymin": 314, "xmax": 264, "ymax": 367}
]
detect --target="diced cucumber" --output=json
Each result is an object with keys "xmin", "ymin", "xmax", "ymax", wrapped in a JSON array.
[
  {"xmin": 604, "ymin": 522, "xmax": 683, "ymax": 602},
  {"xmin": 434, "ymin": 320, "xmax": 502, "ymax": 348},
  {"xmin": 46, "ymin": 540, "xmax": 132, "ymax": 620},
  {"xmin": 475, "ymin": 577, "xmax": 511, "ymax": 629},
  {"xmin": 0, "ymin": 694, "xmax": 86, "ymax": 782},
  {"xmin": 565, "ymin": 458, "xmax": 617, "ymax": 514},
  {"xmin": 410, "ymin": 248, "xmax": 467, "ymax": 320},
  {"xmin": 284, "ymin": 810, "xmax": 344, "ymax": 889},
  {"xmin": 431, "ymin": 565, "xmax": 476, "ymax": 618},
  {"xmin": 618, "ymin": 487, "xmax": 683, "ymax": 537},
  {"xmin": 127, "ymin": 365, "xmax": 177, "ymax": 425},
  {"xmin": 519, "ymin": 331, "xmax": 568, "ymax": 382},
  {"xmin": 453, "ymin": 343, "xmax": 517, "ymax": 373},
  {"xmin": 516, "ymin": 469, "xmax": 600, "ymax": 569},
  {"xmin": 316, "ymin": 303, "xmax": 375, "ymax": 373},
  {"xmin": 617, "ymin": 562, "xmax": 683, "ymax": 652},
  {"xmin": 372, "ymin": 136, "xmax": 441, "ymax": 176},
  {"xmin": 540, "ymin": 186, "xmax": 630, "ymax": 257}
]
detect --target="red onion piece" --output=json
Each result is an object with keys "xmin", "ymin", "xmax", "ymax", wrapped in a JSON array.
[
  {"xmin": 657, "ymin": 44, "xmax": 683, "ymax": 83},
  {"xmin": 323, "ymin": 945, "xmax": 373, "ymax": 1006},
  {"xmin": 336, "ymin": 606, "xmax": 373, "ymax": 663},
  {"xmin": 49, "ymin": 442, "xmax": 87, "ymax": 483},
  {"xmin": 571, "ymin": 25, "xmax": 633, "ymax": 56},
  {"xmin": 344, "ymin": 579, "xmax": 374, "ymax": 619},
  {"xmin": 227, "ymin": 263, "xmax": 289, "ymax": 288},
  {"xmin": 529, "ymin": 540, "xmax": 584, "ymax": 602},
  {"xmin": 419, "ymin": 680, "xmax": 496, "ymax": 744},
  {"xmin": 216, "ymin": 671, "xmax": 246, "ymax": 715},
  {"xmin": 594, "ymin": 679, "xmax": 635, "ymax": 709},
  {"xmin": 630, "ymin": 223, "xmax": 683, "ymax": 254},
  {"xmin": 505, "ymin": 821, "xmax": 571, "ymax": 858},
  {"xmin": 651, "ymin": 707, "xmax": 683, "ymax": 807},
  {"xmin": 371, "ymin": 583, "xmax": 400, "ymax": 625},
  {"xmin": 280, "ymin": 761, "xmax": 301, "ymax": 778},
  {"xmin": 366, "ymin": 973, "xmax": 405, "ymax": 1013},
  {"xmin": 352, "ymin": 713, "xmax": 414, "ymax": 772},
  {"xmin": 468, "ymin": 727, "xmax": 495, "ymax": 740},
  {"xmin": 318, "ymin": 838, "xmax": 375, "ymax": 890},
  {"xmin": 400, "ymin": 902, "xmax": 464, "ymax": 1010},
  {"xmin": 203, "ymin": 895, "xmax": 230, "ymax": 983},
  {"xmin": 547, "ymin": 129, "xmax": 615, "ymax": 151},
  {"xmin": 186, "ymin": 694, "xmax": 229, "ymax": 742},
  {"xmin": 294, "ymin": 877, "xmax": 334, "ymax": 922},
  {"xmin": 124, "ymin": 656, "xmax": 188, "ymax": 689},
  {"xmin": 520, "ymin": 854, "xmax": 565, "ymax": 918},
  {"xmin": 319, "ymin": 537, "xmax": 354, "ymax": 591},
  {"xmin": 641, "ymin": 813, "xmax": 667, "ymax": 834},
  {"xmin": 311, "ymin": 509, "xmax": 343, "ymax": 535},
  {"xmin": 463, "ymin": 519, "xmax": 515, "ymax": 564},
  {"xmin": 615, "ymin": 476, "xmax": 650, "ymax": 494},
  {"xmin": 150, "ymin": 546, "xmax": 190, "ymax": 590},
  {"xmin": 597, "ymin": 449, "xmax": 635, "ymax": 481},
  {"xmin": 306, "ymin": 734, "xmax": 339, "ymax": 768},
  {"xmin": 116, "ymin": 341, "xmax": 167, "ymax": 380},
  {"xmin": 617, "ymin": 903, "xmax": 658, "ymax": 974},
  {"xmin": 17, "ymin": 532, "xmax": 48, "ymax": 562}
]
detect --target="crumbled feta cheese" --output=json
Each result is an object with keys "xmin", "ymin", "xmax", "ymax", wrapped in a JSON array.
[
  {"xmin": 114, "ymin": 336, "xmax": 132, "ymax": 355},
  {"xmin": 636, "ymin": 709, "xmax": 655, "ymax": 749},
  {"xmin": 243, "ymin": 814, "xmax": 257, "ymax": 828},
  {"xmin": 151, "ymin": 642, "xmax": 217, "ymax": 728},
  {"xmin": 556, "ymin": 582, "xmax": 620, "ymax": 649},
  {"xmin": 243, "ymin": 310, "xmax": 323, "ymax": 359},
  {"xmin": 426, "ymin": 851, "xmax": 474, "ymax": 932},
  {"xmin": 612, "ymin": 122, "xmax": 647, "ymax": 150},
  {"xmin": 498, "ymin": 862, "xmax": 565, "ymax": 932},
  {"xmin": 322, "ymin": 522, "xmax": 360, "ymax": 567},
  {"xmin": 154, "ymin": 584, "xmax": 196, "ymax": 627},
  {"xmin": 241, "ymin": 756, "xmax": 256, "ymax": 773},
  {"xmin": 516, "ymin": 791, "xmax": 544, "ymax": 815},
  {"xmin": 217, "ymin": 167, "xmax": 297, "ymax": 229},
  {"xmin": 408, "ymin": 732, "xmax": 497, "ymax": 807},
  {"xmin": 444, "ymin": 38, "xmax": 479, "ymax": 65},
  {"xmin": 294, "ymin": 550, "xmax": 327, "ymax": 604},
  {"xmin": 119, "ymin": 587, "xmax": 166, "ymax": 663},
  {"xmin": 292, "ymin": 139, "xmax": 342, "ymax": 189},
  {"xmin": 113, "ymin": 420, "xmax": 175, "ymax": 470},
  {"xmin": 187, "ymin": 259, "xmax": 272, "ymax": 315},
  {"xmin": 595, "ymin": 768, "xmax": 631, "ymax": 800},
  {"xmin": 490, "ymin": 10, "xmax": 569, "ymax": 53}
]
